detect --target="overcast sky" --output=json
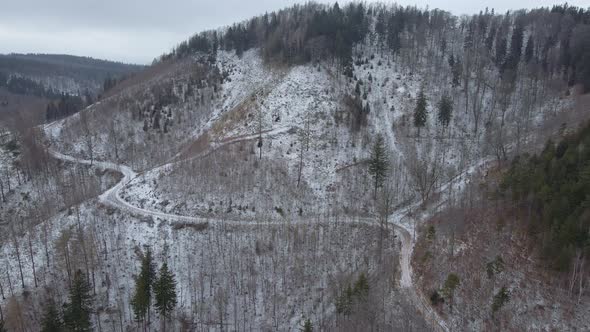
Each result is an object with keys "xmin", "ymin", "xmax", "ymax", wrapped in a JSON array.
[{"xmin": 0, "ymin": 0, "xmax": 587, "ymax": 64}]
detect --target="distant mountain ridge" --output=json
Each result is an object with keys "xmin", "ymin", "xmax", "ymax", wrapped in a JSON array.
[
  {"xmin": 0, "ymin": 53, "xmax": 144, "ymax": 126},
  {"xmin": 0, "ymin": 53, "xmax": 144, "ymax": 96}
]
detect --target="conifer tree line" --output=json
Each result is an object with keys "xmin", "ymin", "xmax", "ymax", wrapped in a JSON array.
[
  {"xmin": 101, "ymin": 76, "xmax": 127, "ymax": 94},
  {"xmin": 131, "ymin": 248, "xmax": 178, "ymax": 331},
  {"xmin": 32, "ymin": 249, "xmax": 178, "ymax": 332},
  {"xmin": 0, "ymin": 72, "xmax": 62, "ymax": 99},
  {"xmin": 301, "ymin": 318, "xmax": 313, "ymax": 332},
  {"xmin": 0, "ymin": 69, "xmax": 127, "ymax": 123},
  {"xmin": 437, "ymin": 94, "xmax": 452, "ymax": 129},
  {"xmin": 0, "ymin": 71, "xmax": 95, "ymax": 107},
  {"xmin": 38, "ymin": 270, "xmax": 93, "ymax": 332},
  {"xmin": 413, "ymin": 88, "xmax": 427, "ymax": 136},
  {"xmin": 412, "ymin": 86, "xmax": 454, "ymax": 137},
  {"xmin": 335, "ymin": 272, "xmax": 370, "ymax": 316},
  {"xmin": 0, "ymin": 70, "xmax": 95, "ymax": 123},
  {"xmin": 368, "ymin": 134, "xmax": 389, "ymax": 199},
  {"xmin": 46, "ymin": 93, "xmax": 89, "ymax": 122},
  {"xmin": 161, "ymin": 2, "xmax": 590, "ymax": 92},
  {"xmin": 46, "ymin": 73, "xmax": 128, "ymax": 122},
  {"xmin": 501, "ymin": 122, "xmax": 590, "ymax": 271}
]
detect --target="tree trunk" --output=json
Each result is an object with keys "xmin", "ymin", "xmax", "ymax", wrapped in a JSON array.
[
  {"xmin": 12, "ymin": 227, "xmax": 25, "ymax": 289},
  {"xmin": 0, "ymin": 178, "xmax": 4, "ymax": 202},
  {"xmin": 297, "ymin": 147, "xmax": 304, "ymax": 187},
  {"xmin": 27, "ymin": 230, "xmax": 37, "ymax": 288}
]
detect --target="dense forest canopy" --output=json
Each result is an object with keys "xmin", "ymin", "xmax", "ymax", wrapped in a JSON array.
[
  {"xmin": 161, "ymin": 2, "xmax": 590, "ymax": 92},
  {"xmin": 0, "ymin": 53, "xmax": 143, "ymax": 83},
  {"xmin": 0, "ymin": 71, "xmax": 93, "ymax": 122},
  {"xmin": 0, "ymin": 54, "xmax": 142, "ymax": 123},
  {"xmin": 0, "ymin": 72, "xmax": 61, "ymax": 99},
  {"xmin": 502, "ymin": 123, "xmax": 590, "ymax": 271}
]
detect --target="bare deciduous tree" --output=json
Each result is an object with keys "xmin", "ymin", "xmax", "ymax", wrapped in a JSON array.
[
  {"xmin": 80, "ymin": 111, "xmax": 94, "ymax": 165},
  {"xmin": 408, "ymin": 143, "xmax": 442, "ymax": 205}
]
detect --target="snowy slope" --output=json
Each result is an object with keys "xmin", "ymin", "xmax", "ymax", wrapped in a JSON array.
[{"xmin": 0, "ymin": 10, "xmax": 585, "ymax": 329}]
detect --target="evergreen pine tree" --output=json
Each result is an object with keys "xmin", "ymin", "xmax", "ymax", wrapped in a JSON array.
[
  {"xmin": 41, "ymin": 301, "xmax": 65, "ymax": 332},
  {"xmin": 525, "ymin": 37, "xmax": 535, "ymax": 63},
  {"xmin": 368, "ymin": 134, "xmax": 389, "ymax": 199},
  {"xmin": 354, "ymin": 81, "xmax": 361, "ymax": 96},
  {"xmin": 508, "ymin": 22, "xmax": 524, "ymax": 68},
  {"xmin": 64, "ymin": 270, "xmax": 93, "ymax": 332},
  {"xmin": 496, "ymin": 37, "xmax": 507, "ymax": 68},
  {"xmin": 154, "ymin": 262, "xmax": 177, "ymax": 331},
  {"xmin": 336, "ymin": 285, "xmax": 354, "ymax": 316},
  {"xmin": 414, "ymin": 88, "xmax": 428, "ymax": 136},
  {"xmin": 301, "ymin": 318, "xmax": 313, "ymax": 332},
  {"xmin": 353, "ymin": 273, "xmax": 370, "ymax": 299},
  {"xmin": 426, "ymin": 225, "xmax": 436, "ymax": 242},
  {"xmin": 131, "ymin": 276, "xmax": 149, "ymax": 325},
  {"xmin": 452, "ymin": 58, "xmax": 462, "ymax": 87},
  {"xmin": 143, "ymin": 249, "xmax": 156, "ymax": 323},
  {"xmin": 442, "ymin": 273, "xmax": 460, "ymax": 314},
  {"xmin": 437, "ymin": 94, "xmax": 453, "ymax": 129},
  {"xmin": 492, "ymin": 286, "xmax": 510, "ymax": 313},
  {"xmin": 131, "ymin": 248, "xmax": 156, "ymax": 326}
]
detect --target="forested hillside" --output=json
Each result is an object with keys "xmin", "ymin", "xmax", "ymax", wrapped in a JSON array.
[
  {"xmin": 0, "ymin": 2, "xmax": 588, "ymax": 331},
  {"xmin": 412, "ymin": 121, "xmax": 590, "ymax": 330},
  {"xmin": 0, "ymin": 53, "xmax": 143, "ymax": 96},
  {"xmin": 0, "ymin": 53, "xmax": 143, "ymax": 128},
  {"xmin": 165, "ymin": 2, "xmax": 590, "ymax": 93},
  {"xmin": 502, "ymin": 123, "xmax": 590, "ymax": 270}
]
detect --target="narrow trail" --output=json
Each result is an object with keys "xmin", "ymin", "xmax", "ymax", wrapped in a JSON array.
[
  {"xmin": 46, "ymin": 117, "xmax": 492, "ymax": 332},
  {"xmin": 151, "ymin": 126, "xmax": 292, "ymax": 172},
  {"xmin": 392, "ymin": 157, "xmax": 493, "ymax": 332},
  {"xmin": 392, "ymin": 206, "xmax": 449, "ymax": 332},
  {"xmin": 46, "ymin": 126, "xmax": 291, "ymax": 223}
]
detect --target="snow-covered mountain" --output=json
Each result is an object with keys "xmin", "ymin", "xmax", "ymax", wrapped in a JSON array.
[{"xmin": 0, "ymin": 2, "xmax": 589, "ymax": 331}]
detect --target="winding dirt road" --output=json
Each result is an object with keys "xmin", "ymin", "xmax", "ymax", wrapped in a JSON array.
[
  {"xmin": 47, "ymin": 119, "xmax": 491, "ymax": 332},
  {"xmin": 47, "ymin": 126, "xmax": 291, "ymax": 223}
]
